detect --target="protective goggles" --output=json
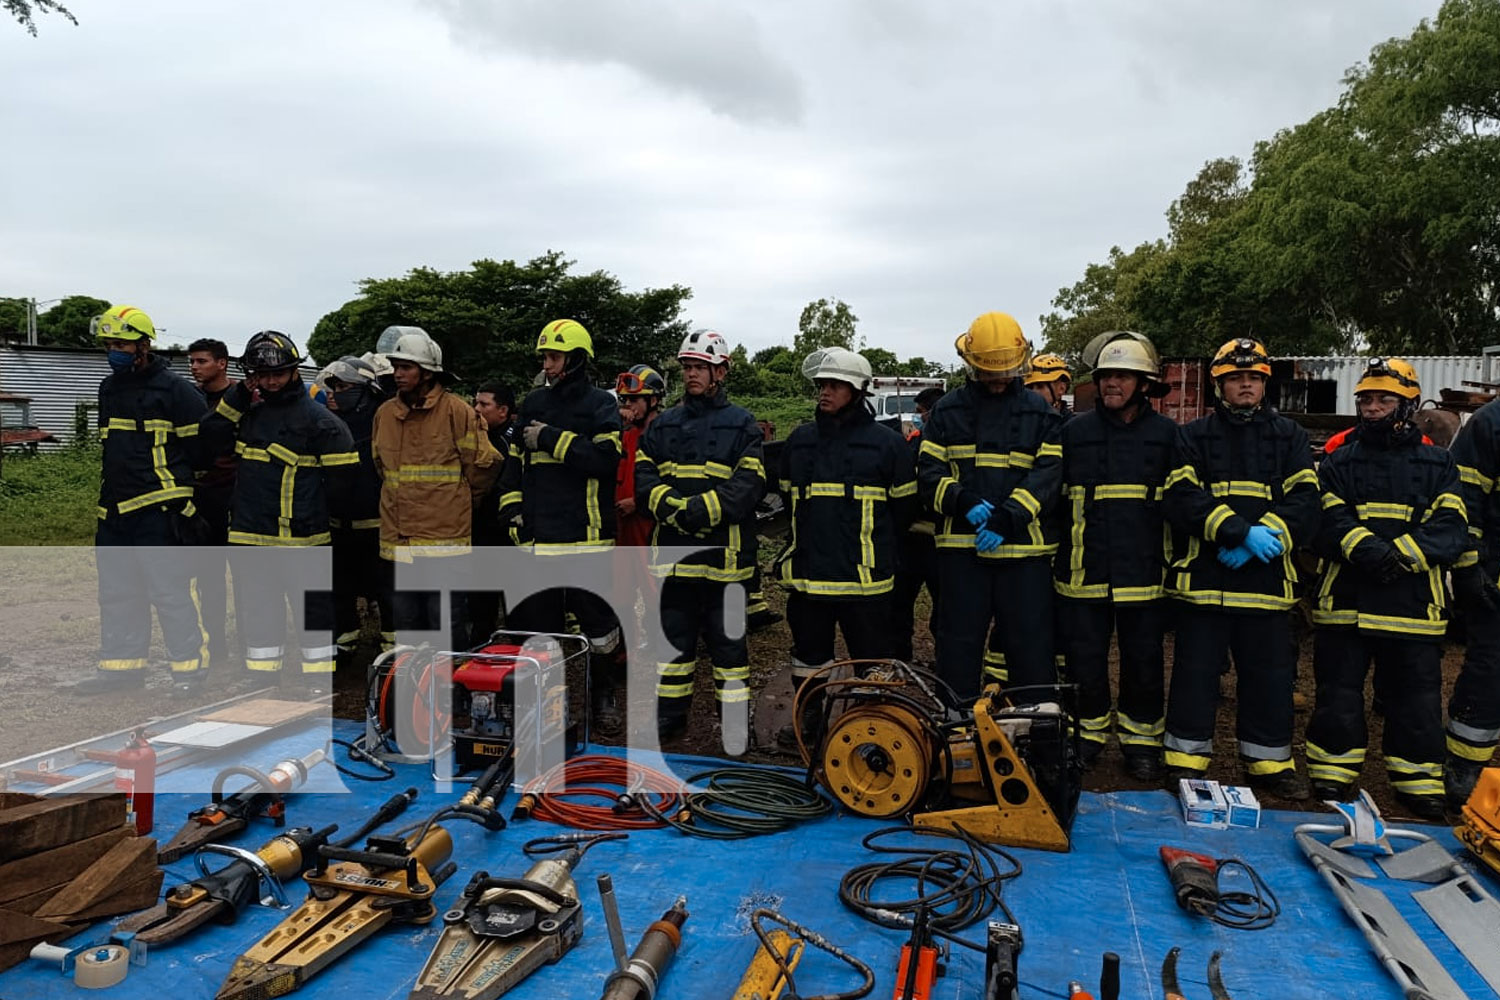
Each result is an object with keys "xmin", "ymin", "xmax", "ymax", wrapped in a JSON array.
[
  {"xmin": 1363, "ymin": 358, "xmax": 1419, "ymax": 389},
  {"xmin": 615, "ymin": 371, "xmax": 660, "ymax": 395}
]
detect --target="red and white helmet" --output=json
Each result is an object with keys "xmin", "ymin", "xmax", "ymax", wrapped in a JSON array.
[{"xmin": 678, "ymin": 328, "xmax": 731, "ymax": 366}]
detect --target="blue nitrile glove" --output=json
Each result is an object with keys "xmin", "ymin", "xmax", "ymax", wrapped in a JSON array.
[
  {"xmin": 1217, "ymin": 545, "xmax": 1253, "ymax": 570},
  {"xmin": 1243, "ymin": 525, "xmax": 1285, "ymax": 563},
  {"xmin": 965, "ymin": 500, "xmax": 995, "ymax": 528},
  {"xmin": 974, "ymin": 528, "xmax": 1004, "ymax": 553}
]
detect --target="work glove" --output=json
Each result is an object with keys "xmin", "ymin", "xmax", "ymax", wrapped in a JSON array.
[
  {"xmin": 1217, "ymin": 545, "xmax": 1253, "ymax": 570},
  {"xmin": 974, "ymin": 528, "xmax": 1004, "ymax": 554},
  {"xmin": 521, "ymin": 420, "xmax": 547, "ymax": 451},
  {"xmin": 1374, "ymin": 548, "xmax": 1413, "ymax": 584},
  {"xmin": 1451, "ymin": 565, "xmax": 1500, "ymax": 615},
  {"xmin": 676, "ymin": 497, "xmax": 709, "ymax": 534},
  {"xmin": 1243, "ymin": 524, "xmax": 1285, "ymax": 563},
  {"xmin": 965, "ymin": 499, "xmax": 996, "ymax": 528}
]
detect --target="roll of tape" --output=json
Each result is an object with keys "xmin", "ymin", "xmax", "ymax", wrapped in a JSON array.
[{"xmin": 74, "ymin": 945, "xmax": 129, "ymax": 989}]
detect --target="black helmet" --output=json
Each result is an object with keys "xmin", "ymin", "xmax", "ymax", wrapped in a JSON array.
[{"xmin": 242, "ymin": 331, "xmax": 302, "ymax": 373}]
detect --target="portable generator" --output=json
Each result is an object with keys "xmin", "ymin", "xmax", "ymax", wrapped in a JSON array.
[{"xmin": 360, "ymin": 632, "xmax": 587, "ymax": 776}]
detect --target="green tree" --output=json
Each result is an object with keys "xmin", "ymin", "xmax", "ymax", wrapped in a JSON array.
[
  {"xmin": 36, "ymin": 295, "xmax": 110, "ymax": 349},
  {"xmin": 793, "ymin": 297, "xmax": 859, "ymax": 355},
  {"xmin": 5, "ymin": 0, "xmax": 74, "ymax": 34},
  {"xmin": 308, "ymin": 251, "xmax": 692, "ymax": 397},
  {"xmin": 0, "ymin": 299, "xmax": 27, "ymax": 340}
]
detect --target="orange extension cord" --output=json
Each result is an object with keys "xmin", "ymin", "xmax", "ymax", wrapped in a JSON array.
[{"xmin": 519, "ymin": 754, "xmax": 683, "ymax": 830}]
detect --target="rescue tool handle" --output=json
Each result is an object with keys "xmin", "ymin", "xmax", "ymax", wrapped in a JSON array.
[
  {"xmin": 312, "ymin": 846, "xmax": 421, "ymax": 889},
  {"xmin": 462, "ymin": 876, "xmax": 574, "ymax": 907}
]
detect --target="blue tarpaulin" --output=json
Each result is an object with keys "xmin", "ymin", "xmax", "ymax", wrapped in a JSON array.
[{"xmin": 2, "ymin": 718, "xmax": 1496, "ymax": 1000}]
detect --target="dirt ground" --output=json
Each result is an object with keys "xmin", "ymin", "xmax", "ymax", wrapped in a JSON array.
[{"xmin": 0, "ymin": 547, "xmax": 1473, "ymax": 825}]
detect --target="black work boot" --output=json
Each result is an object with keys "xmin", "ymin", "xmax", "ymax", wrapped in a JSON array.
[
  {"xmin": 1393, "ymin": 791, "xmax": 1447, "ymax": 822},
  {"xmin": 1309, "ymin": 779, "xmax": 1354, "ymax": 803},
  {"xmin": 74, "ymin": 670, "xmax": 146, "ymax": 695},
  {"xmin": 170, "ymin": 671, "xmax": 206, "ymax": 701},
  {"xmin": 1162, "ymin": 765, "xmax": 1203, "ymax": 792},
  {"xmin": 1444, "ymin": 754, "xmax": 1485, "ymax": 811},
  {"xmin": 657, "ymin": 700, "xmax": 690, "ymax": 744},
  {"xmin": 1248, "ymin": 767, "xmax": 1310, "ymax": 801},
  {"xmin": 1077, "ymin": 740, "xmax": 1105, "ymax": 771},
  {"xmin": 1122, "ymin": 748, "xmax": 1164, "ymax": 782},
  {"xmin": 776, "ymin": 678, "xmax": 827, "ymax": 751},
  {"xmin": 747, "ymin": 606, "xmax": 784, "ymax": 632},
  {"xmin": 588, "ymin": 653, "xmax": 626, "ymax": 739}
]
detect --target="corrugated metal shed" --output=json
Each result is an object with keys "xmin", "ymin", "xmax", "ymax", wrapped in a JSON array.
[
  {"xmin": 0, "ymin": 344, "xmax": 317, "ymax": 448},
  {"xmin": 1280, "ymin": 356, "xmax": 1488, "ymax": 415}
]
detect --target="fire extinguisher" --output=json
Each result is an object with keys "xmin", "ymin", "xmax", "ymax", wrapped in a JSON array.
[{"xmin": 114, "ymin": 728, "xmax": 156, "ymax": 835}]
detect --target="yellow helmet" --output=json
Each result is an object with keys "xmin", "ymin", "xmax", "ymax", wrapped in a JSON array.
[
  {"xmin": 91, "ymin": 305, "xmax": 155, "ymax": 342},
  {"xmin": 1091, "ymin": 332, "xmax": 1161, "ymax": 381},
  {"xmin": 1210, "ymin": 337, "xmax": 1272, "ymax": 379},
  {"xmin": 955, "ymin": 312, "xmax": 1031, "ymax": 375},
  {"xmin": 1354, "ymin": 357, "xmax": 1420, "ymax": 400},
  {"xmin": 1024, "ymin": 353, "xmax": 1071, "ymax": 386},
  {"xmin": 536, "ymin": 319, "xmax": 594, "ymax": 358}
]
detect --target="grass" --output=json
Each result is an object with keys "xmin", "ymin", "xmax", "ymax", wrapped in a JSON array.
[
  {"xmin": 735, "ymin": 395, "xmax": 816, "ymax": 440},
  {"xmin": 0, "ymin": 446, "xmax": 101, "ymax": 545}
]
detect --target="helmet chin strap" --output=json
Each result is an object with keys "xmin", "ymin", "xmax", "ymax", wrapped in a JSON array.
[{"xmin": 1215, "ymin": 379, "xmax": 1263, "ymax": 420}]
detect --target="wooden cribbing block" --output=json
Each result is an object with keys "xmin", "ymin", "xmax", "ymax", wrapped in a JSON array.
[
  {"xmin": 0, "ymin": 826, "xmax": 131, "ymax": 905},
  {"xmin": 0, "ymin": 793, "xmax": 128, "ymax": 864},
  {"xmin": 35, "ymin": 836, "xmax": 158, "ymax": 921}
]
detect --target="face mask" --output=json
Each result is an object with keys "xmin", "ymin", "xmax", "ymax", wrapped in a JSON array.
[
  {"xmin": 331, "ymin": 387, "xmax": 365, "ymax": 413},
  {"xmin": 909, "ymin": 414, "xmax": 924, "ymax": 431},
  {"xmin": 107, "ymin": 349, "xmax": 136, "ymax": 373}
]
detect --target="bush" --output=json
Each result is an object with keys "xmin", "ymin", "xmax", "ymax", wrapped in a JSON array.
[{"xmin": 0, "ymin": 446, "xmax": 101, "ymax": 545}]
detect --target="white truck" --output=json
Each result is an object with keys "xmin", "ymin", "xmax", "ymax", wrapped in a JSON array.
[{"xmin": 869, "ymin": 375, "xmax": 947, "ymax": 426}]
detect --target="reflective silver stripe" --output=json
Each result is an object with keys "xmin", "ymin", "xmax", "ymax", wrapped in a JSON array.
[
  {"xmin": 1163, "ymin": 733, "xmax": 1213, "ymax": 755},
  {"xmin": 1447, "ymin": 719, "xmax": 1500, "ymax": 745},
  {"xmin": 300, "ymin": 645, "xmax": 339, "ymax": 660},
  {"xmin": 789, "ymin": 657, "xmax": 831, "ymax": 680},
  {"xmin": 245, "ymin": 645, "xmax": 284, "ymax": 658},
  {"xmin": 1238, "ymin": 740, "xmax": 1291, "ymax": 761}
]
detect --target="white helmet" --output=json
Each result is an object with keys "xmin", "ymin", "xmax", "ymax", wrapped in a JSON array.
[
  {"xmin": 802, "ymin": 347, "xmax": 872, "ymax": 393},
  {"xmin": 360, "ymin": 351, "xmax": 394, "ymax": 379},
  {"xmin": 376, "ymin": 325, "xmax": 427, "ymax": 356},
  {"xmin": 384, "ymin": 327, "xmax": 444, "ymax": 374},
  {"xmin": 678, "ymin": 328, "xmax": 731, "ymax": 366},
  {"xmin": 318, "ymin": 355, "xmax": 380, "ymax": 389}
]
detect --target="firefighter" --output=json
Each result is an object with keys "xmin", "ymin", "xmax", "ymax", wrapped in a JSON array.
[
  {"xmin": 774, "ymin": 347, "xmax": 918, "ymax": 743},
  {"xmin": 615, "ymin": 364, "xmax": 668, "ymax": 549},
  {"xmin": 82, "ymin": 305, "xmax": 209, "ymax": 696},
  {"xmin": 372, "ymin": 328, "xmax": 502, "ymax": 651},
  {"xmin": 1306, "ymin": 358, "xmax": 1467, "ymax": 819},
  {"xmin": 469, "ymin": 381, "xmax": 519, "ymax": 645},
  {"xmin": 187, "ymin": 337, "xmax": 239, "ymax": 674},
  {"xmin": 318, "ymin": 355, "xmax": 391, "ymax": 672},
  {"xmin": 200, "ymin": 332, "xmax": 358, "ymax": 692},
  {"xmin": 635, "ymin": 329, "xmax": 766, "ymax": 747},
  {"xmin": 1161, "ymin": 338, "xmax": 1320, "ymax": 798},
  {"xmin": 891, "ymin": 386, "xmax": 945, "ymax": 663},
  {"xmin": 1444, "ymin": 395, "xmax": 1500, "ymax": 808},
  {"xmin": 916, "ymin": 312, "xmax": 1063, "ymax": 702},
  {"xmin": 1050, "ymin": 333, "xmax": 1177, "ymax": 780},
  {"xmin": 497, "ymin": 320, "xmax": 626, "ymax": 732},
  {"xmin": 1025, "ymin": 352, "xmax": 1074, "ymax": 420}
]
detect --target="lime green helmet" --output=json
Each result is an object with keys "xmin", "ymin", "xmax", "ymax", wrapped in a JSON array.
[{"xmin": 91, "ymin": 305, "xmax": 156, "ymax": 342}]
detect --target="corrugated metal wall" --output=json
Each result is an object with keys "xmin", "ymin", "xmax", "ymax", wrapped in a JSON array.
[
  {"xmin": 0, "ymin": 344, "xmax": 316, "ymax": 448},
  {"xmin": 1281, "ymin": 356, "xmax": 1488, "ymax": 415}
]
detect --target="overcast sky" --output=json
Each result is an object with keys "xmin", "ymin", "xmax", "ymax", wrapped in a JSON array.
[{"xmin": 1, "ymin": 0, "xmax": 1439, "ymax": 363}]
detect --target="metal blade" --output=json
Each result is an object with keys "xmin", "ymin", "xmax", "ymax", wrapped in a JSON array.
[{"xmin": 158, "ymin": 815, "xmax": 248, "ymax": 864}]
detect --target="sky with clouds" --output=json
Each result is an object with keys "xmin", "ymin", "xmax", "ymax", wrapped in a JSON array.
[{"xmin": 0, "ymin": 0, "xmax": 1441, "ymax": 362}]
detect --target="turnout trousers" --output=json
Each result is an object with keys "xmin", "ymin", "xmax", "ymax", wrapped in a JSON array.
[
  {"xmin": 656, "ymin": 577, "xmax": 749, "ymax": 723},
  {"xmin": 1447, "ymin": 606, "xmax": 1500, "ymax": 767},
  {"xmin": 96, "ymin": 508, "xmax": 206, "ymax": 675},
  {"xmin": 331, "ymin": 526, "xmax": 393, "ymax": 657},
  {"xmin": 1305, "ymin": 627, "xmax": 1444, "ymax": 802},
  {"xmin": 934, "ymin": 553, "xmax": 1055, "ymax": 702},
  {"xmin": 192, "ymin": 489, "xmax": 234, "ymax": 670},
  {"xmin": 1163, "ymin": 604, "xmax": 1296, "ymax": 777},
  {"xmin": 230, "ymin": 545, "xmax": 338, "ymax": 676},
  {"xmin": 786, "ymin": 592, "xmax": 893, "ymax": 681},
  {"xmin": 1060, "ymin": 598, "xmax": 1166, "ymax": 757},
  {"xmin": 890, "ymin": 532, "xmax": 940, "ymax": 664}
]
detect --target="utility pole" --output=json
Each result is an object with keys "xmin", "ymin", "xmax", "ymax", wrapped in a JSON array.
[{"xmin": 26, "ymin": 297, "xmax": 37, "ymax": 346}]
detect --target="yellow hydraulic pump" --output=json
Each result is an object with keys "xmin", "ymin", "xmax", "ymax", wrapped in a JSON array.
[{"xmin": 1455, "ymin": 767, "xmax": 1500, "ymax": 877}]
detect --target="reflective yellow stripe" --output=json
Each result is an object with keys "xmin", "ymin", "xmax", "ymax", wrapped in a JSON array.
[
  {"xmin": 1355, "ymin": 502, "xmax": 1414, "ymax": 520},
  {"xmin": 889, "ymin": 480, "xmax": 918, "ymax": 499},
  {"xmin": 653, "ymin": 460, "xmax": 734, "ymax": 480},
  {"xmin": 1359, "ymin": 613, "xmax": 1446, "ymax": 636},
  {"xmin": 944, "ymin": 443, "xmax": 976, "ymax": 460},
  {"xmin": 1426, "ymin": 492, "xmax": 1467, "ymax": 519},
  {"xmin": 1092, "ymin": 484, "xmax": 1151, "ymax": 500},
  {"xmin": 1169, "ymin": 586, "xmax": 1298, "ymax": 612},
  {"xmin": 1458, "ymin": 464, "xmax": 1494, "ymax": 491},
  {"xmin": 736, "ymin": 455, "xmax": 765, "ymax": 478},
  {"xmin": 1246, "ymin": 758, "xmax": 1295, "ymax": 776},
  {"xmin": 1392, "ymin": 533, "xmax": 1428, "ymax": 571},
  {"xmin": 1321, "ymin": 493, "xmax": 1345, "ymax": 510},
  {"xmin": 533, "ymin": 541, "xmax": 615, "ymax": 555},
  {"xmin": 1283, "ymin": 468, "xmax": 1318, "ymax": 491},
  {"xmin": 1164, "ymin": 465, "xmax": 1201, "ymax": 489},
  {"xmin": 115, "ymin": 485, "xmax": 194, "ymax": 514},
  {"xmin": 1036, "ymin": 442, "xmax": 1062, "ymax": 459},
  {"xmin": 554, "ymin": 429, "xmax": 577, "ymax": 460},
  {"xmin": 1339, "ymin": 526, "xmax": 1374, "ymax": 559},
  {"xmin": 1204, "ymin": 504, "xmax": 1235, "ymax": 540},
  {"xmin": 174, "ymin": 422, "xmax": 199, "ymax": 438},
  {"xmin": 98, "ymin": 658, "xmax": 148, "ymax": 671},
  {"xmin": 319, "ymin": 450, "xmax": 360, "ymax": 467},
  {"xmin": 1164, "ymin": 751, "xmax": 1210, "ymax": 772},
  {"xmin": 1447, "ymin": 736, "xmax": 1497, "ymax": 762},
  {"xmin": 229, "ymin": 529, "xmax": 331, "ymax": 546},
  {"xmin": 1306, "ymin": 741, "xmax": 1365, "ymax": 765},
  {"xmin": 919, "ymin": 439, "xmax": 946, "ymax": 461},
  {"xmin": 974, "ymin": 450, "xmax": 1034, "ymax": 469},
  {"xmin": 1012, "ymin": 488, "xmax": 1040, "ymax": 518},
  {"xmin": 1210, "ymin": 481, "xmax": 1273, "ymax": 500},
  {"xmin": 390, "ymin": 464, "xmax": 462, "ymax": 484},
  {"xmin": 702, "ymin": 490, "xmax": 723, "ymax": 526},
  {"xmin": 215, "ymin": 397, "xmax": 243, "ymax": 422},
  {"xmin": 934, "ymin": 478, "xmax": 957, "ymax": 512}
]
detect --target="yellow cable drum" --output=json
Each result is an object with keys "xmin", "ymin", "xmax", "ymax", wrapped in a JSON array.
[{"xmin": 818, "ymin": 702, "xmax": 933, "ymax": 818}]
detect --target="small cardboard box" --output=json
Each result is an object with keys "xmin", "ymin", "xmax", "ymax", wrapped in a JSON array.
[
  {"xmin": 1178, "ymin": 778, "xmax": 1228, "ymax": 829},
  {"xmin": 1222, "ymin": 785, "xmax": 1262, "ymax": 829}
]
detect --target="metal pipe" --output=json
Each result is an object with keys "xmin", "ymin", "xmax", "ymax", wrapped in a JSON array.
[{"xmin": 596, "ymin": 874, "xmax": 628, "ymax": 973}]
